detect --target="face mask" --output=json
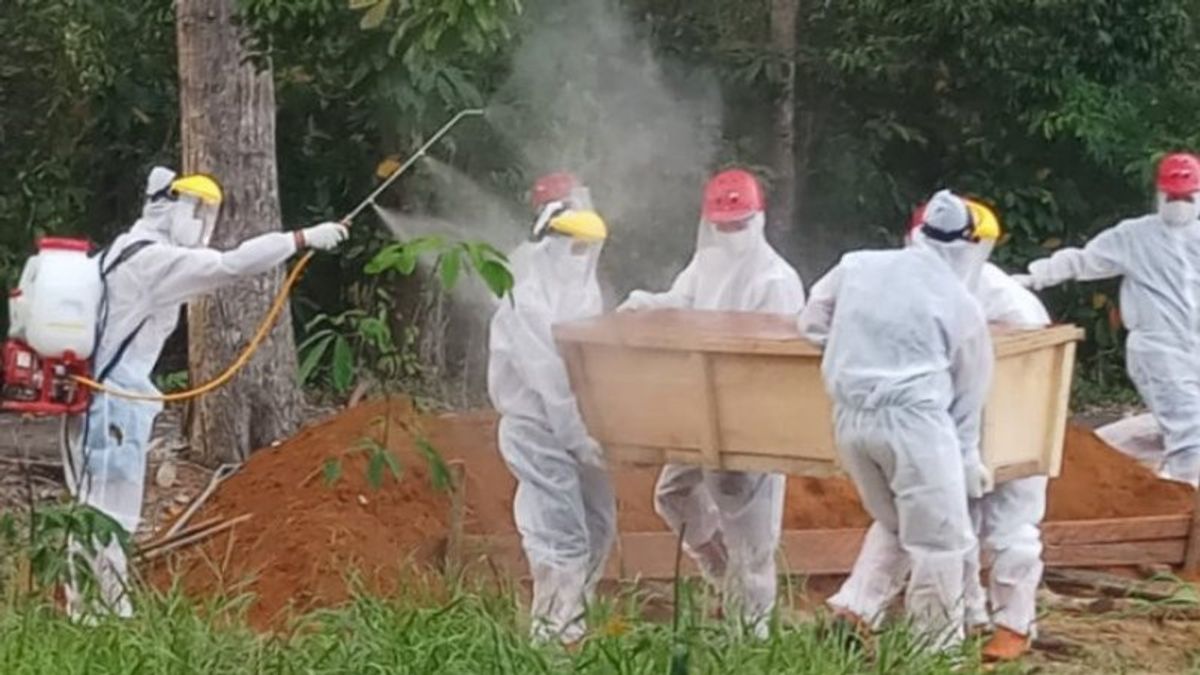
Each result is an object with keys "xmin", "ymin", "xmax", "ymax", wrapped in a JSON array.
[
  {"xmin": 717, "ymin": 226, "xmax": 756, "ymax": 255},
  {"xmin": 166, "ymin": 198, "xmax": 216, "ymax": 248},
  {"xmin": 1159, "ymin": 195, "xmax": 1199, "ymax": 228}
]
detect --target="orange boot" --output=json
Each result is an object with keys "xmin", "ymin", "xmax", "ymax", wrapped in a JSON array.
[{"xmin": 981, "ymin": 626, "xmax": 1031, "ymax": 662}]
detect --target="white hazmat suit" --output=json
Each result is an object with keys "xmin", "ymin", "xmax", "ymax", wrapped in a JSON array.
[
  {"xmin": 825, "ymin": 263, "xmax": 1050, "ymax": 643},
  {"xmin": 799, "ymin": 190, "xmax": 994, "ymax": 649},
  {"xmin": 1017, "ymin": 211, "xmax": 1200, "ymax": 487},
  {"xmin": 487, "ymin": 222, "xmax": 614, "ymax": 644},
  {"xmin": 62, "ymin": 167, "xmax": 346, "ymax": 618},
  {"xmin": 620, "ymin": 211, "xmax": 805, "ymax": 635}
]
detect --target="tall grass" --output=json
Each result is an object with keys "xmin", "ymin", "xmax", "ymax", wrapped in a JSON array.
[{"xmin": 0, "ymin": 578, "xmax": 1019, "ymax": 674}]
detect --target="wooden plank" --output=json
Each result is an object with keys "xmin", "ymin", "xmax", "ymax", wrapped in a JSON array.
[
  {"xmin": 991, "ymin": 324, "xmax": 1085, "ymax": 357},
  {"xmin": 1043, "ymin": 515, "xmax": 1190, "ymax": 546},
  {"xmin": 555, "ymin": 310, "xmax": 1082, "ymax": 358},
  {"xmin": 1183, "ymin": 489, "xmax": 1200, "ymax": 573},
  {"xmin": 462, "ymin": 519, "xmax": 1189, "ymax": 581},
  {"xmin": 694, "ymin": 353, "xmax": 723, "ymax": 468},
  {"xmin": 992, "ymin": 461, "xmax": 1041, "ymax": 484},
  {"xmin": 1045, "ymin": 540, "xmax": 1186, "ymax": 567},
  {"xmin": 1043, "ymin": 340, "xmax": 1076, "ymax": 477}
]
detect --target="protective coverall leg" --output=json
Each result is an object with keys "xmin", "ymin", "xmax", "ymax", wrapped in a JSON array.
[
  {"xmin": 655, "ymin": 465, "xmax": 784, "ymax": 636},
  {"xmin": 972, "ymin": 476, "xmax": 1046, "ymax": 636},
  {"xmin": 498, "ymin": 416, "xmax": 616, "ymax": 643},
  {"xmin": 62, "ymin": 391, "xmax": 158, "ymax": 619},
  {"xmin": 828, "ymin": 521, "xmax": 909, "ymax": 629},
  {"xmin": 1127, "ymin": 346, "xmax": 1200, "ymax": 487},
  {"xmin": 834, "ymin": 404, "xmax": 974, "ymax": 651}
]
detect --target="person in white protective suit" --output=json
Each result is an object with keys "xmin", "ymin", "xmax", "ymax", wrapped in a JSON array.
[
  {"xmin": 487, "ymin": 174, "xmax": 612, "ymax": 645},
  {"xmin": 1015, "ymin": 152, "xmax": 1200, "ymax": 488},
  {"xmin": 619, "ymin": 169, "xmax": 805, "ymax": 636},
  {"xmin": 823, "ymin": 200, "xmax": 1047, "ymax": 662},
  {"xmin": 62, "ymin": 167, "xmax": 348, "ymax": 619},
  {"xmin": 798, "ymin": 189, "xmax": 997, "ymax": 651}
]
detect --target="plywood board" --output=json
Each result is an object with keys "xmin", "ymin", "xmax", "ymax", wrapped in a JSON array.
[{"xmin": 556, "ymin": 310, "xmax": 1082, "ymax": 480}]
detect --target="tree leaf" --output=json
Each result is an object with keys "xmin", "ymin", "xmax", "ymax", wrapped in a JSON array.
[
  {"xmin": 331, "ymin": 336, "xmax": 355, "ymax": 393},
  {"xmin": 298, "ymin": 334, "xmax": 335, "ymax": 384},
  {"xmin": 348, "ymin": 0, "xmax": 378, "ymax": 8},
  {"xmin": 360, "ymin": 0, "xmax": 393, "ymax": 30},
  {"xmin": 438, "ymin": 248, "xmax": 462, "ymax": 290},
  {"xmin": 323, "ymin": 457, "xmax": 343, "ymax": 486},
  {"xmin": 366, "ymin": 450, "xmax": 385, "ymax": 490},
  {"xmin": 477, "ymin": 259, "xmax": 514, "ymax": 298},
  {"xmin": 416, "ymin": 436, "xmax": 452, "ymax": 492},
  {"xmin": 381, "ymin": 450, "xmax": 403, "ymax": 481}
]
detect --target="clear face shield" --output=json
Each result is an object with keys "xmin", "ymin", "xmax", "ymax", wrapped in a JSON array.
[
  {"xmin": 544, "ymin": 233, "xmax": 602, "ymax": 285},
  {"xmin": 168, "ymin": 195, "xmax": 221, "ymax": 248}
]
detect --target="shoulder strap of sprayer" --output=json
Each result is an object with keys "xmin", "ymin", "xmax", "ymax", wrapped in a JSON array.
[{"xmin": 94, "ymin": 239, "xmax": 156, "ymax": 383}]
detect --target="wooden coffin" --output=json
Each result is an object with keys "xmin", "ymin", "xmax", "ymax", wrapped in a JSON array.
[{"xmin": 553, "ymin": 310, "xmax": 1083, "ymax": 482}]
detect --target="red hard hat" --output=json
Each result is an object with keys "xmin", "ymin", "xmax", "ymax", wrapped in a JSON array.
[
  {"xmin": 1156, "ymin": 153, "xmax": 1200, "ymax": 197},
  {"xmin": 531, "ymin": 171, "xmax": 580, "ymax": 209},
  {"xmin": 702, "ymin": 169, "xmax": 764, "ymax": 224}
]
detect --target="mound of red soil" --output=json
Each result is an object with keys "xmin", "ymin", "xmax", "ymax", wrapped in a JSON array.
[
  {"xmin": 150, "ymin": 399, "xmax": 454, "ymax": 629},
  {"xmin": 1046, "ymin": 424, "xmax": 1193, "ymax": 520},
  {"xmin": 152, "ymin": 402, "xmax": 1191, "ymax": 629}
]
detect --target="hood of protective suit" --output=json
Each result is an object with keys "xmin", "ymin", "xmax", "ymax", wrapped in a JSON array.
[
  {"xmin": 134, "ymin": 197, "xmax": 216, "ymax": 248},
  {"xmin": 1156, "ymin": 191, "xmax": 1200, "ymax": 229},
  {"xmin": 511, "ymin": 235, "xmax": 603, "ymax": 321},
  {"xmin": 909, "ymin": 190, "xmax": 993, "ymax": 291}
]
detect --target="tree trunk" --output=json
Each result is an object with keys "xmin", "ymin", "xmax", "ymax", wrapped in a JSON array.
[
  {"xmin": 769, "ymin": 0, "xmax": 799, "ymax": 249},
  {"xmin": 176, "ymin": 0, "xmax": 304, "ymax": 464}
]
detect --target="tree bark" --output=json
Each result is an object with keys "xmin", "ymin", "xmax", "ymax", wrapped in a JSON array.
[
  {"xmin": 176, "ymin": 0, "xmax": 304, "ymax": 464},
  {"xmin": 769, "ymin": 0, "xmax": 799, "ymax": 249}
]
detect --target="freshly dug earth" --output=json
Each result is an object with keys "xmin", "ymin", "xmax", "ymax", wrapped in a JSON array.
[{"xmin": 150, "ymin": 402, "xmax": 1192, "ymax": 629}]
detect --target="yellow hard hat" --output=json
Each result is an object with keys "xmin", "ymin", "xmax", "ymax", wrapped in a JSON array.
[
  {"xmin": 549, "ymin": 209, "xmax": 607, "ymax": 242},
  {"xmin": 965, "ymin": 199, "xmax": 1001, "ymax": 242},
  {"xmin": 171, "ymin": 174, "xmax": 223, "ymax": 206}
]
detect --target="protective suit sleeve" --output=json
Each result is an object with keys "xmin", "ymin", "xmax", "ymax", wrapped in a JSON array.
[
  {"xmin": 948, "ymin": 314, "xmax": 993, "ymax": 469},
  {"xmin": 1027, "ymin": 226, "xmax": 1125, "ymax": 290},
  {"xmin": 502, "ymin": 298, "xmax": 594, "ymax": 451},
  {"xmin": 620, "ymin": 262, "xmax": 697, "ymax": 311},
  {"xmin": 796, "ymin": 264, "xmax": 842, "ymax": 347},
  {"xmin": 147, "ymin": 232, "xmax": 299, "ymax": 307}
]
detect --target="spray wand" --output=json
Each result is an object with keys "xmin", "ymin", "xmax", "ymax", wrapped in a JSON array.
[{"xmin": 74, "ymin": 109, "xmax": 485, "ymax": 402}]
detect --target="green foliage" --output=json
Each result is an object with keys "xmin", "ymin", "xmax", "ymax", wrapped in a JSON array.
[
  {"xmin": 0, "ymin": 582, "xmax": 998, "ymax": 674},
  {"xmin": 298, "ymin": 235, "xmax": 511, "ymax": 398},
  {"xmin": 414, "ymin": 435, "xmax": 453, "ymax": 492},
  {"xmin": 1, "ymin": 502, "xmax": 130, "ymax": 608}
]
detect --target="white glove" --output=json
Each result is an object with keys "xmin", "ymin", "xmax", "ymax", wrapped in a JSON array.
[
  {"xmin": 571, "ymin": 438, "xmax": 607, "ymax": 469},
  {"xmin": 1011, "ymin": 274, "xmax": 1036, "ymax": 290},
  {"xmin": 299, "ymin": 222, "xmax": 349, "ymax": 251},
  {"xmin": 964, "ymin": 461, "xmax": 994, "ymax": 499}
]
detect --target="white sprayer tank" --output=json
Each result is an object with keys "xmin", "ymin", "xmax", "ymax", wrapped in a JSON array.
[{"xmin": 22, "ymin": 238, "xmax": 101, "ymax": 360}]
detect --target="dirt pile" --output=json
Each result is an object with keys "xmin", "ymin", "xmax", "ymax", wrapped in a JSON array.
[
  {"xmin": 151, "ymin": 404, "xmax": 1191, "ymax": 628},
  {"xmin": 150, "ymin": 399, "xmax": 455, "ymax": 629},
  {"xmin": 1046, "ymin": 424, "xmax": 1193, "ymax": 520}
]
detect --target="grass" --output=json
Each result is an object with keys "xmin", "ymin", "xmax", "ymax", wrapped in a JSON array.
[{"xmin": 0, "ymin": 578, "xmax": 1019, "ymax": 675}]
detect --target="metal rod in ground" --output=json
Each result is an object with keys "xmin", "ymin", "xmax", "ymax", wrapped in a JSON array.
[{"xmin": 163, "ymin": 463, "xmax": 240, "ymax": 539}]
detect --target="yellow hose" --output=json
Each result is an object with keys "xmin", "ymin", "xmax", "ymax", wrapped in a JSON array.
[{"xmin": 73, "ymin": 251, "xmax": 315, "ymax": 403}]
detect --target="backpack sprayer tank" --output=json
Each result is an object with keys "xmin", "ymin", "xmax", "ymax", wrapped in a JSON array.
[{"xmin": 3, "ymin": 237, "xmax": 100, "ymax": 415}]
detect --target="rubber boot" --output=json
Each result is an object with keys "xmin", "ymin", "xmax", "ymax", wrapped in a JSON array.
[{"xmin": 981, "ymin": 626, "xmax": 1031, "ymax": 662}]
